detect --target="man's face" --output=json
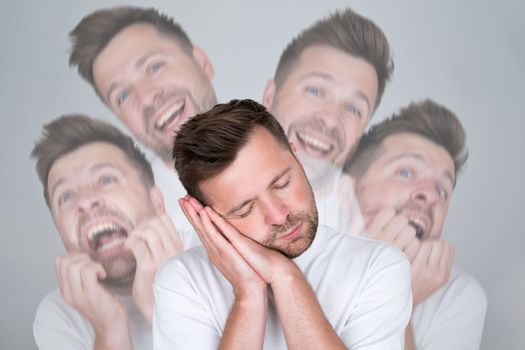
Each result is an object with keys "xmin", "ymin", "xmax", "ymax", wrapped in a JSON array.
[
  {"xmin": 93, "ymin": 23, "xmax": 217, "ymax": 163},
  {"xmin": 201, "ymin": 128, "xmax": 318, "ymax": 258},
  {"xmin": 47, "ymin": 142, "xmax": 162, "ymax": 286},
  {"xmin": 354, "ymin": 133, "xmax": 455, "ymax": 240},
  {"xmin": 264, "ymin": 45, "xmax": 378, "ymax": 184}
]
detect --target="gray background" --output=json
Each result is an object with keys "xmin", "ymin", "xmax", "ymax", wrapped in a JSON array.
[{"xmin": 1, "ymin": 0, "xmax": 523, "ymax": 349}]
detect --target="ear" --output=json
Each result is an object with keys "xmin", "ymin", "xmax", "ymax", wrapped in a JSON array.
[
  {"xmin": 149, "ymin": 186, "xmax": 166, "ymax": 215},
  {"xmin": 289, "ymin": 142, "xmax": 303, "ymax": 166},
  {"xmin": 192, "ymin": 46, "xmax": 214, "ymax": 80},
  {"xmin": 262, "ymin": 79, "xmax": 276, "ymax": 108}
]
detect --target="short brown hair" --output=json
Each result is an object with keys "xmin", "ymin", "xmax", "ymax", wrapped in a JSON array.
[
  {"xmin": 173, "ymin": 99, "xmax": 291, "ymax": 204},
  {"xmin": 69, "ymin": 6, "xmax": 193, "ymax": 97},
  {"xmin": 344, "ymin": 99, "xmax": 468, "ymax": 184},
  {"xmin": 31, "ymin": 114, "xmax": 155, "ymax": 207},
  {"xmin": 274, "ymin": 8, "xmax": 393, "ymax": 109}
]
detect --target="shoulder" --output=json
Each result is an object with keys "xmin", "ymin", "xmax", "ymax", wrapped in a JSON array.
[
  {"xmin": 154, "ymin": 245, "xmax": 223, "ymax": 296},
  {"xmin": 414, "ymin": 268, "xmax": 487, "ymax": 323},
  {"xmin": 308, "ymin": 226, "xmax": 410, "ymax": 283},
  {"xmin": 33, "ymin": 289, "xmax": 94, "ymax": 349}
]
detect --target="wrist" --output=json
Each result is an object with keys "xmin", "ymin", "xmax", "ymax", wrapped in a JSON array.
[{"xmin": 93, "ymin": 308, "xmax": 130, "ymax": 347}]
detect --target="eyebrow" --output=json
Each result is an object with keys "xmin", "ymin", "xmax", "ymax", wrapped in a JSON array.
[
  {"xmin": 105, "ymin": 51, "xmax": 162, "ymax": 103},
  {"xmin": 388, "ymin": 152, "xmax": 455, "ymax": 185},
  {"xmin": 298, "ymin": 71, "xmax": 371, "ymax": 111},
  {"xmin": 224, "ymin": 167, "xmax": 292, "ymax": 217},
  {"xmin": 49, "ymin": 162, "xmax": 124, "ymax": 201}
]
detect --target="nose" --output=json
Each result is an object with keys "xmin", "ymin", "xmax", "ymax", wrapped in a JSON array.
[
  {"xmin": 315, "ymin": 102, "xmax": 344, "ymax": 130},
  {"xmin": 262, "ymin": 195, "xmax": 289, "ymax": 226},
  {"xmin": 76, "ymin": 190, "xmax": 104, "ymax": 214},
  {"xmin": 410, "ymin": 181, "xmax": 438, "ymax": 207},
  {"xmin": 135, "ymin": 81, "xmax": 164, "ymax": 108}
]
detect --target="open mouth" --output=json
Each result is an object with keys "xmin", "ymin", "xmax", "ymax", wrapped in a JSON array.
[
  {"xmin": 295, "ymin": 130, "xmax": 334, "ymax": 157},
  {"xmin": 86, "ymin": 222, "xmax": 128, "ymax": 253},
  {"xmin": 155, "ymin": 100, "xmax": 186, "ymax": 131},
  {"xmin": 408, "ymin": 217, "xmax": 427, "ymax": 239}
]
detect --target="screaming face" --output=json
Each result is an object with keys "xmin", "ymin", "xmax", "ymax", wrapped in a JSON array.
[{"xmin": 48, "ymin": 142, "xmax": 162, "ymax": 287}]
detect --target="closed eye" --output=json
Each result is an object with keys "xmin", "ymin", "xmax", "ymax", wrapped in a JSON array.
[{"xmin": 274, "ymin": 179, "xmax": 290, "ymax": 190}]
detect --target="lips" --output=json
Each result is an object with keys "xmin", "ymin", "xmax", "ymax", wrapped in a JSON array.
[
  {"xmin": 295, "ymin": 130, "xmax": 335, "ymax": 158},
  {"xmin": 83, "ymin": 220, "xmax": 128, "ymax": 254},
  {"xmin": 154, "ymin": 99, "xmax": 186, "ymax": 131},
  {"xmin": 406, "ymin": 215, "xmax": 430, "ymax": 239},
  {"xmin": 279, "ymin": 224, "xmax": 302, "ymax": 241}
]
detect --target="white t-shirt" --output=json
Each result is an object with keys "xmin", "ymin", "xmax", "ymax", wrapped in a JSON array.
[
  {"xmin": 153, "ymin": 225, "xmax": 412, "ymax": 349},
  {"xmin": 412, "ymin": 268, "xmax": 487, "ymax": 350},
  {"xmin": 150, "ymin": 157, "xmax": 200, "ymax": 249},
  {"xmin": 33, "ymin": 289, "xmax": 151, "ymax": 350}
]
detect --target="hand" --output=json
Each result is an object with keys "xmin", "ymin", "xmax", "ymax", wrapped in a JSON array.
[
  {"xmin": 124, "ymin": 213, "xmax": 183, "ymax": 323},
  {"xmin": 366, "ymin": 207, "xmax": 421, "ymax": 261},
  {"xmin": 179, "ymin": 196, "xmax": 266, "ymax": 298},
  {"xmin": 202, "ymin": 205, "xmax": 297, "ymax": 287},
  {"xmin": 410, "ymin": 239, "xmax": 454, "ymax": 305},
  {"xmin": 55, "ymin": 252, "xmax": 130, "ymax": 341}
]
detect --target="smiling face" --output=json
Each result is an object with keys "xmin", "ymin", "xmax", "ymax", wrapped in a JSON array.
[
  {"xmin": 264, "ymin": 45, "xmax": 378, "ymax": 184},
  {"xmin": 200, "ymin": 127, "xmax": 318, "ymax": 258},
  {"xmin": 354, "ymin": 133, "xmax": 455, "ymax": 240},
  {"xmin": 92, "ymin": 23, "xmax": 216, "ymax": 163},
  {"xmin": 47, "ymin": 142, "xmax": 163, "ymax": 287}
]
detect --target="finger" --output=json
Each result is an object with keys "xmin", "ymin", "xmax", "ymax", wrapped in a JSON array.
[
  {"xmin": 129, "ymin": 227, "xmax": 166, "ymax": 267},
  {"xmin": 427, "ymin": 241, "xmax": 443, "ymax": 270},
  {"xmin": 204, "ymin": 207, "xmax": 263, "ymax": 259},
  {"xmin": 393, "ymin": 225, "xmax": 417, "ymax": 251},
  {"xmin": 412, "ymin": 241, "xmax": 432, "ymax": 268},
  {"xmin": 158, "ymin": 214, "xmax": 183, "ymax": 253},
  {"xmin": 366, "ymin": 207, "xmax": 396, "ymax": 237},
  {"xmin": 187, "ymin": 196, "xmax": 205, "ymax": 212},
  {"xmin": 204, "ymin": 206, "xmax": 247, "ymax": 245},
  {"xmin": 403, "ymin": 238, "xmax": 421, "ymax": 262},
  {"xmin": 439, "ymin": 241, "xmax": 454, "ymax": 274},
  {"xmin": 180, "ymin": 197, "xmax": 208, "ymax": 244},
  {"xmin": 125, "ymin": 236, "xmax": 152, "ymax": 266}
]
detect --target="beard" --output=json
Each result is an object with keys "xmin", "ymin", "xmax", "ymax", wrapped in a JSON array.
[
  {"xmin": 262, "ymin": 201, "xmax": 319, "ymax": 259},
  {"xmin": 78, "ymin": 208, "xmax": 142, "ymax": 289}
]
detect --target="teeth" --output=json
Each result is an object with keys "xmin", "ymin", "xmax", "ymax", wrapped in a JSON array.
[
  {"xmin": 98, "ymin": 237, "xmax": 126, "ymax": 252},
  {"xmin": 156, "ymin": 100, "xmax": 185, "ymax": 129},
  {"xmin": 87, "ymin": 222, "xmax": 119, "ymax": 242},
  {"xmin": 297, "ymin": 131, "xmax": 331, "ymax": 152},
  {"xmin": 409, "ymin": 217, "xmax": 426, "ymax": 232}
]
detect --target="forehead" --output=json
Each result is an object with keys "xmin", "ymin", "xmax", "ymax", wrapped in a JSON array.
[
  {"xmin": 200, "ymin": 128, "xmax": 296, "ymax": 209},
  {"xmin": 92, "ymin": 23, "xmax": 188, "ymax": 92},
  {"xmin": 47, "ymin": 142, "xmax": 136, "ymax": 189},
  {"xmin": 371, "ymin": 133, "xmax": 455, "ymax": 178},
  {"xmin": 283, "ymin": 45, "xmax": 377, "ymax": 89}
]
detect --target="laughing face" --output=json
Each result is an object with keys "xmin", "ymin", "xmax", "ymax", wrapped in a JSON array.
[
  {"xmin": 264, "ymin": 45, "xmax": 378, "ymax": 186},
  {"xmin": 354, "ymin": 133, "xmax": 455, "ymax": 240},
  {"xmin": 47, "ymin": 142, "xmax": 163, "ymax": 287},
  {"xmin": 200, "ymin": 127, "xmax": 318, "ymax": 258},
  {"xmin": 93, "ymin": 23, "xmax": 217, "ymax": 163}
]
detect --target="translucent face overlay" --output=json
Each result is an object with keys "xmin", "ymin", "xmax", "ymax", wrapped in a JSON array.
[
  {"xmin": 201, "ymin": 128, "xmax": 319, "ymax": 258},
  {"xmin": 47, "ymin": 142, "xmax": 160, "ymax": 285},
  {"xmin": 267, "ymin": 45, "xmax": 378, "ymax": 185},
  {"xmin": 93, "ymin": 23, "xmax": 216, "ymax": 162},
  {"xmin": 354, "ymin": 133, "xmax": 455, "ymax": 240}
]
